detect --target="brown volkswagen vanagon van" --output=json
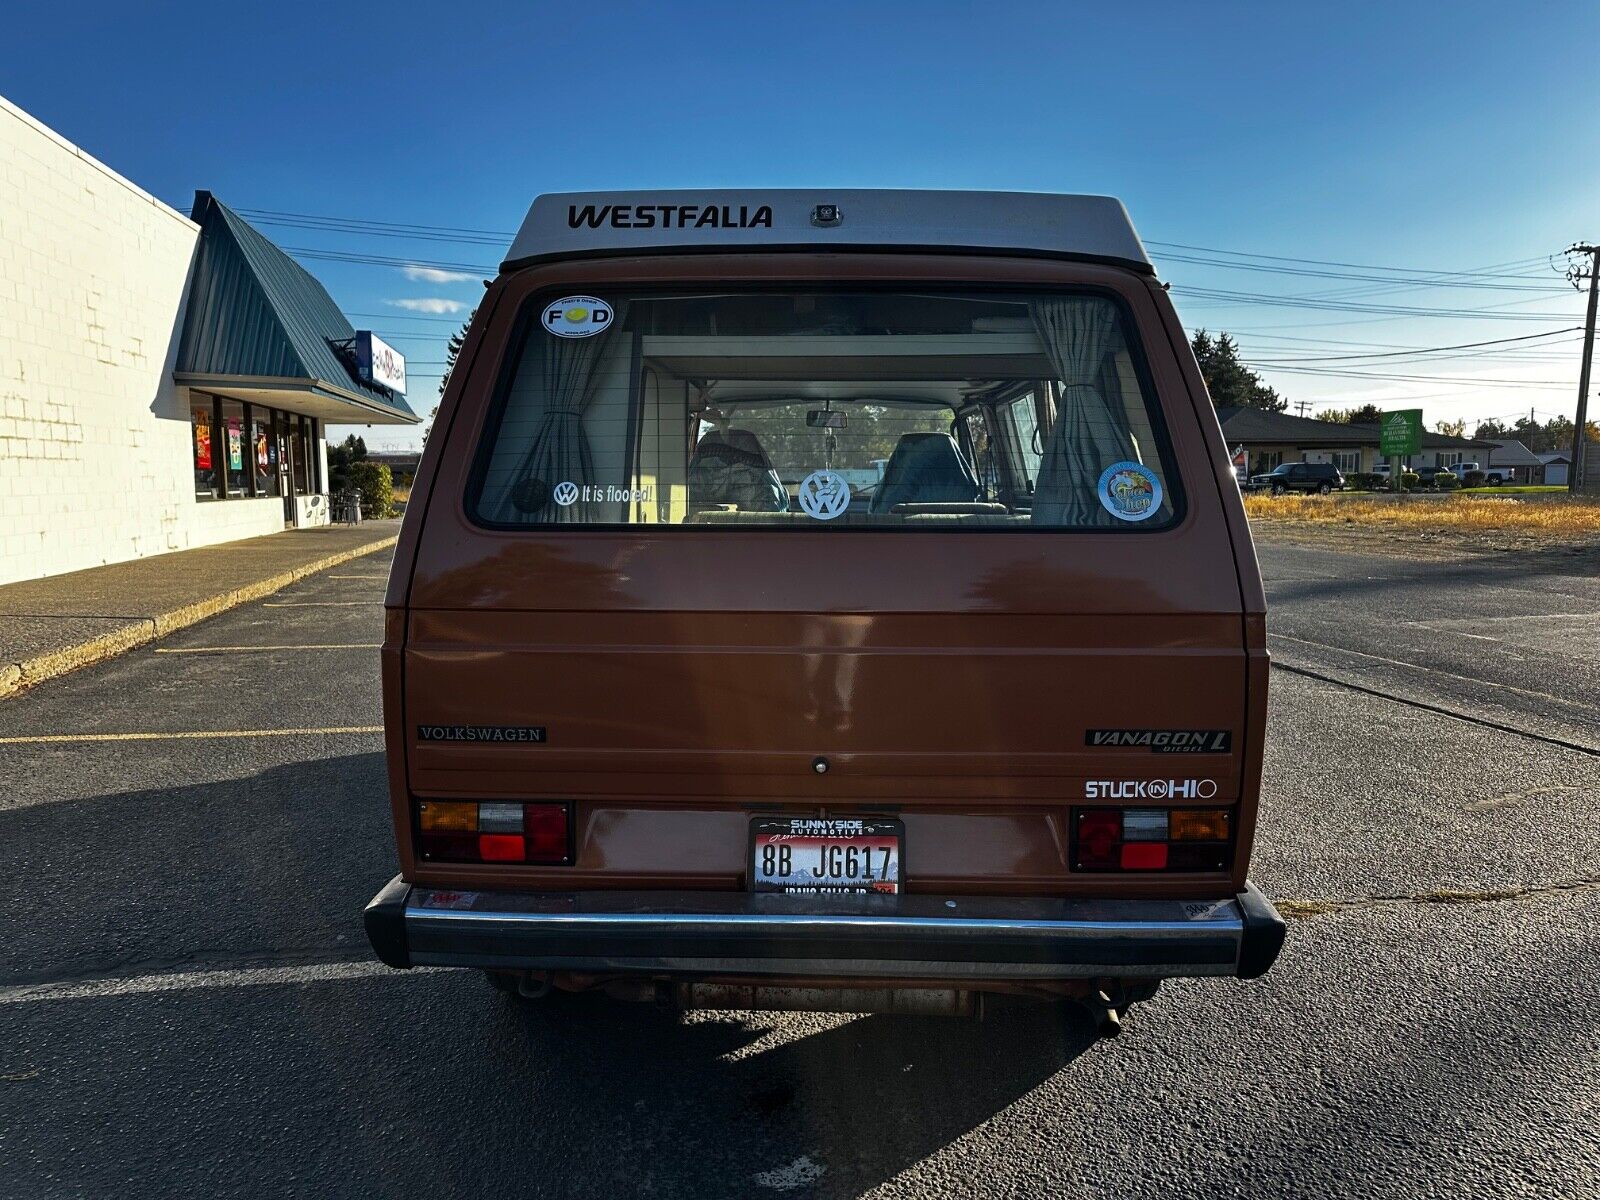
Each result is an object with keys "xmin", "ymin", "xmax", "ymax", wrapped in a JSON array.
[{"xmin": 363, "ymin": 190, "xmax": 1283, "ymax": 1024}]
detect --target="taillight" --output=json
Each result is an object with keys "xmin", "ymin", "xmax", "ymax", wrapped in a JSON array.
[
  {"xmin": 1072, "ymin": 808, "xmax": 1231, "ymax": 872},
  {"xmin": 417, "ymin": 801, "xmax": 571, "ymax": 865}
]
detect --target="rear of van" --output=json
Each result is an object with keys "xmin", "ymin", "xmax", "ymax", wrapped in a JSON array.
[{"xmin": 363, "ymin": 190, "xmax": 1284, "ymax": 1019}]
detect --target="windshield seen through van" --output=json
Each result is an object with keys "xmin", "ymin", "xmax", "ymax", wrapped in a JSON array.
[{"xmin": 471, "ymin": 290, "xmax": 1179, "ymax": 529}]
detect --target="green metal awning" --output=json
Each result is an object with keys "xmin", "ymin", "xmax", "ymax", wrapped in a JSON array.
[{"xmin": 174, "ymin": 193, "xmax": 419, "ymax": 425}]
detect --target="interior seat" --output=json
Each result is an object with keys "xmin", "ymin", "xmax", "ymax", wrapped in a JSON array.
[
  {"xmin": 688, "ymin": 429, "xmax": 788, "ymax": 512},
  {"xmin": 868, "ymin": 432, "xmax": 982, "ymax": 514}
]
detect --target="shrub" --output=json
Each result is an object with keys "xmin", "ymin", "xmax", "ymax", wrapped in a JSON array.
[
  {"xmin": 348, "ymin": 461, "xmax": 395, "ymax": 518},
  {"xmin": 1435, "ymin": 471, "xmax": 1460, "ymax": 491},
  {"xmin": 1400, "ymin": 471, "xmax": 1420, "ymax": 492},
  {"xmin": 1462, "ymin": 470, "xmax": 1486, "ymax": 488},
  {"xmin": 1346, "ymin": 472, "xmax": 1383, "ymax": 491}
]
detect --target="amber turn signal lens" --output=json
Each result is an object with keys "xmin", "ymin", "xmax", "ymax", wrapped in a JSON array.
[
  {"xmin": 419, "ymin": 800, "xmax": 477, "ymax": 832},
  {"xmin": 1170, "ymin": 809, "xmax": 1230, "ymax": 841}
]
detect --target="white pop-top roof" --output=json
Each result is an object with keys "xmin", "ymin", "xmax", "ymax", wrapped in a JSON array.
[{"xmin": 505, "ymin": 190, "xmax": 1151, "ymax": 271}]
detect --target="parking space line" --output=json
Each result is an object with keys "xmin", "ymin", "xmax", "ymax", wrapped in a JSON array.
[
  {"xmin": 0, "ymin": 726, "xmax": 383, "ymax": 745},
  {"xmin": 328, "ymin": 574, "xmax": 388, "ymax": 579},
  {"xmin": 0, "ymin": 960, "xmax": 446, "ymax": 1006},
  {"xmin": 154, "ymin": 644, "xmax": 380, "ymax": 654},
  {"xmin": 261, "ymin": 601, "xmax": 376, "ymax": 607},
  {"xmin": 1269, "ymin": 632, "xmax": 1599, "ymax": 712}
]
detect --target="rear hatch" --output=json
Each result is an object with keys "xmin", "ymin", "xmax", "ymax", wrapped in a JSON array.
[{"xmin": 391, "ymin": 255, "xmax": 1256, "ymax": 895}]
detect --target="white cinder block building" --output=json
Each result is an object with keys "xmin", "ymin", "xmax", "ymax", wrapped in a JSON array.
[{"xmin": 0, "ymin": 95, "xmax": 417, "ymax": 586}]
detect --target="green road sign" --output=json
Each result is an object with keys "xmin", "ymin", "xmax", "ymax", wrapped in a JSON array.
[{"xmin": 1380, "ymin": 409, "xmax": 1423, "ymax": 457}]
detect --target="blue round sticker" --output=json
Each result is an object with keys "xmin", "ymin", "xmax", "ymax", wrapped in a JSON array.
[{"xmin": 1097, "ymin": 461, "xmax": 1163, "ymax": 522}]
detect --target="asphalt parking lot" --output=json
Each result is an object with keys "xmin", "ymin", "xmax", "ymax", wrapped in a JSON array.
[{"xmin": 1, "ymin": 540, "xmax": 1596, "ymax": 1199}]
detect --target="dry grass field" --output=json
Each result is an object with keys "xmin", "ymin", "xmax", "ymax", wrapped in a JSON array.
[{"xmin": 1243, "ymin": 493, "xmax": 1600, "ymax": 537}]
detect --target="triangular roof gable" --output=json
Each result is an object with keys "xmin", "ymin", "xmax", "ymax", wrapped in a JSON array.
[{"xmin": 176, "ymin": 193, "xmax": 415, "ymax": 419}]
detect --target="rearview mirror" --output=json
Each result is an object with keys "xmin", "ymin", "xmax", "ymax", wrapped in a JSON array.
[{"xmin": 807, "ymin": 410, "xmax": 848, "ymax": 429}]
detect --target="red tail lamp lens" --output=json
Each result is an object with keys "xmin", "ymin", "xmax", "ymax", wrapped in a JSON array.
[
  {"xmin": 477, "ymin": 833, "xmax": 526, "ymax": 861},
  {"xmin": 1076, "ymin": 809, "xmax": 1121, "ymax": 869},
  {"xmin": 1119, "ymin": 841, "xmax": 1169, "ymax": 870},
  {"xmin": 523, "ymin": 803, "xmax": 569, "ymax": 863}
]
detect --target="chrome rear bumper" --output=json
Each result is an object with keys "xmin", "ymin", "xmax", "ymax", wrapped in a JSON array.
[{"xmin": 364, "ymin": 879, "xmax": 1285, "ymax": 981}]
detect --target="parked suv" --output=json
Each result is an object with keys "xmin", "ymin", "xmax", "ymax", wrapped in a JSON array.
[{"xmin": 1251, "ymin": 462, "xmax": 1344, "ymax": 495}]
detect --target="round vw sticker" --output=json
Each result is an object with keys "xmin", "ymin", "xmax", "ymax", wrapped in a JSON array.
[
  {"xmin": 1096, "ymin": 461, "xmax": 1163, "ymax": 522},
  {"xmin": 797, "ymin": 469, "xmax": 852, "ymax": 520},
  {"xmin": 552, "ymin": 481, "xmax": 580, "ymax": 506},
  {"xmin": 542, "ymin": 295, "xmax": 614, "ymax": 338}
]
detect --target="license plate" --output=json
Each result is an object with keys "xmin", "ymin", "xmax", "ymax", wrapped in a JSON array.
[{"xmin": 750, "ymin": 817, "xmax": 902, "ymax": 894}]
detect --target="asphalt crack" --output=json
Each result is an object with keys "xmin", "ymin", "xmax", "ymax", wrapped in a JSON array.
[{"xmin": 1278, "ymin": 877, "xmax": 1600, "ymax": 920}]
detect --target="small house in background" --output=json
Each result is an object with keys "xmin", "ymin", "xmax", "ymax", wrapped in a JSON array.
[
  {"xmin": 1539, "ymin": 450, "xmax": 1572, "ymax": 486},
  {"xmin": 1482, "ymin": 439, "xmax": 1542, "ymax": 484}
]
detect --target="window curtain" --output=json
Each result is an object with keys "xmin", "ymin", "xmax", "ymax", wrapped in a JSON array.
[
  {"xmin": 1029, "ymin": 298, "xmax": 1135, "ymax": 525},
  {"xmin": 496, "ymin": 303, "xmax": 630, "ymax": 522}
]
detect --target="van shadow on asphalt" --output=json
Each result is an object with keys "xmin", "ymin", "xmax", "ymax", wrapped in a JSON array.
[{"xmin": 471, "ymin": 985, "xmax": 1102, "ymax": 1198}]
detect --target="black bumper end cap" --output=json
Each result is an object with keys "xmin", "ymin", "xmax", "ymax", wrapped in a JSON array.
[
  {"xmin": 1235, "ymin": 881, "xmax": 1286, "ymax": 980},
  {"xmin": 364, "ymin": 874, "xmax": 413, "ymax": 969}
]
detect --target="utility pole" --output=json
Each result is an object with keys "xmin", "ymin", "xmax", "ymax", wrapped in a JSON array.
[{"xmin": 1566, "ymin": 243, "xmax": 1598, "ymax": 494}]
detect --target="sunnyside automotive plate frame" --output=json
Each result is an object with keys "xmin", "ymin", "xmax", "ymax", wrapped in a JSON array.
[{"xmin": 750, "ymin": 817, "xmax": 903, "ymax": 895}]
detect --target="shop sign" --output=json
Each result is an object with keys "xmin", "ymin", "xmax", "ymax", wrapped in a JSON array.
[
  {"xmin": 356, "ymin": 332, "xmax": 407, "ymax": 394},
  {"xmin": 1379, "ymin": 410, "xmax": 1422, "ymax": 457},
  {"xmin": 227, "ymin": 420, "xmax": 243, "ymax": 471}
]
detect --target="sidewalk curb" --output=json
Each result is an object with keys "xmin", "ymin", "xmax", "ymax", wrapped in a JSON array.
[{"xmin": 0, "ymin": 536, "xmax": 397, "ymax": 701}]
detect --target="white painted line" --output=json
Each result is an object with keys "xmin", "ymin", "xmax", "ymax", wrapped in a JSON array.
[
  {"xmin": 1403, "ymin": 621, "xmax": 1502, "ymax": 643},
  {"xmin": 155, "ymin": 644, "xmax": 380, "ymax": 654},
  {"xmin": 0, "ymin": 726, "xmax": 383, "ymax": 746},
  {"xmin": 0, "ymin": 960, "xmax": 449, "ymax": 1006},
  {"xmin": 1269, "ymin": 632, "xmax": 1600, "ymax": 712},
  {"xmin": 262, "ymin": 602, "xmax": 376, "ymax": 607}
]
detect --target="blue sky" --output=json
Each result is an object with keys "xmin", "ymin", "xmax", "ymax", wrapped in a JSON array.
[{"xmin": 7, "ymin": 0, "xmax": 1598, "ymax": 447}]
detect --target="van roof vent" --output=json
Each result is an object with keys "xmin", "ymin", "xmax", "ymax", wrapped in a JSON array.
[{"xmin": 504, "ymin": 190, "xmax": 1151, "ymax": 274}]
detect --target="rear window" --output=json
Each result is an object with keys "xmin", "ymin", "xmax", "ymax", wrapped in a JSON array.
[{"xmin": 469, "ymin": 288, "xmax": 1181, "ymax": 530}]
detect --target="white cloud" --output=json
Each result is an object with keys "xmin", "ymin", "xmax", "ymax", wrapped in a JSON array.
[
  {"xmin": 386, "ymin": 297, "xmax": 468, "ymax": 314},
  {"xmin": 401, "ymin": 265, "xmax": 479, "ymax": 284}
]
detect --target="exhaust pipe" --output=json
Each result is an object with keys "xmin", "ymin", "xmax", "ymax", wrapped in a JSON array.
[
  {"xmin": 1075, "ymin": 989, "xmax": 1122, "ymax": 1038},
  {"xmin": 677, "ymin": 983, "xmax": 977, "ymax": 1017}
]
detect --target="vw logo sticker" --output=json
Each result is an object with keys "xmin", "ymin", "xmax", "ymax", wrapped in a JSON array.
[
  {"xmin": 542, "ymin": 295, "xmax": 613, "ymax": 338},
  {"xmin": 552, "ymin": 481, "xmax": 580, "ymax": 506},
  {"xmin": 797, "ymin": 470, "xmax": 851, "ymax": 520}
]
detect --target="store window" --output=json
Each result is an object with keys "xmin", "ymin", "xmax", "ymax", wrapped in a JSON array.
[
  {"xmin": 192, "ymin": 399, "xmax": 219, "ymax": 499},
  {"xmin": 251, "ymin": 407, "xmax": 278, "ymax": 496},
  {"xmin": 1333, "ymin": 451, "xmax": 1360, "ymax": 473},
  {"xmin": 219, "ymin": 401, "xmax": 248, "ymax": 497}
]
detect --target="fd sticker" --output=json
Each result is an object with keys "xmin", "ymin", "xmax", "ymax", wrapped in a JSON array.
[
  {"xmin": 1097, "ymin": 461, "xmax": 1162, "ymax": 522},
  {"xmin": 542, "ymin": 295, "xmax": 614, "ymax": 338},
  {"xmin": 797, "ymin": 469, "xmax": 852, "ymax": 520}
]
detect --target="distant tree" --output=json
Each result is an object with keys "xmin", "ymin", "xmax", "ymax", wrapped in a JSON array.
[
  {"xmin": 1190, "ymin": 331, "xmax": 1286, "ymax": 412},
  {"xmin": 327, "ymin": 434, "xmax": 367, "ymax": 491},
  {"xmin": 1473, "ymin": 418, "xmax": 1510, "ymax": 441},
  {"xmin": 439, "ymin": 311, "xmax": 476, "ymax": 398},
  {"xmin": 1322, "ymin": 404, "xmax": 1384, "ymax": 426},
  {"xmin": 1435, "ymin": 418, "xmax": 1466, "ymax": 438}
]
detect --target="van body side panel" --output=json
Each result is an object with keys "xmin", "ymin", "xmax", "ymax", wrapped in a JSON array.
[{"xmin": 396, "ymin": 254, "xmax": 1259, "ymax": 898}]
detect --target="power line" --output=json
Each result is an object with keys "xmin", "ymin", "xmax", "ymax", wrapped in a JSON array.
[
  {"xmin": 1146, "ymin": 240, "xmax": 1554, "ymax": 281},
  {"xmin": 1245, "ymin": 326, "xmax": 1584, "ymax": 363}
]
